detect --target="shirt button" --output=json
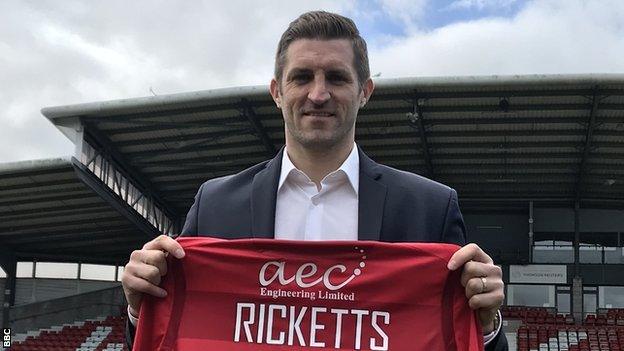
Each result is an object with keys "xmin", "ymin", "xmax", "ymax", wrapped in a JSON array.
[{"xmin": 311, "ymin": 197, "xmax": 320, "ymax": 206}]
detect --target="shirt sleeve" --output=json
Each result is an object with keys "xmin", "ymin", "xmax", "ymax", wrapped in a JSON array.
[
  {"xmin": 483, "ymin": 310, "xmax": 503, "ymax": 346},
  {"xmin": 128, "ymin": 305, "xmax": 139, "ymax": 326}
]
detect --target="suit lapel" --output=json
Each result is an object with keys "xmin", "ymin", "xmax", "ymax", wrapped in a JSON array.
[
  {"xmin": 250, "ymin": 148, "xmax": 283, "ymax": 238},
  {"xmin": 357, "ymin": 148, "xmax": 387, "ymax": 241}
]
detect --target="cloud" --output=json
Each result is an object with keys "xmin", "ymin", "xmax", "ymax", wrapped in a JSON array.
[
  {"xmin": 0, "ymin": 0, "xmax": 353, "ymax": 162},
  {"xmin": 377, "ymin": 0, "xmax": 429, "ymax": 31},
  {"xmin": 1, "ymin": 0, "xmax": 622, "ymax": 162},
  {"xmin": 446, "ymin": 0, "xmax": 519, "ymax": 11},
  {"xmin": 370, "ymin": 0, "xmax": 624, "ymax": 77}
]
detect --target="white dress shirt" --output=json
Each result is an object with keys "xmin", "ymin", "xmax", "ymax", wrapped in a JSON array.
[{"xmin": 274, "ymin": 144, "xmax": 359, "ymax": 241}]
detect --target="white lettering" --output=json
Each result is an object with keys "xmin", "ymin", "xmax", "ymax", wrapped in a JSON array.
[
  {"xmin": 259, "ymin": 261, "xmax": 356, "ymax": 290},
  {"xmin": 256, "ymin": 303, "xmax": 265, "ymax": 343},
  {"xmin": 266, "ymin": 305, "xmax": 286, "ymax": 345},
  {"xmin": 331, "ymin": 308, "xmax": 349, "ymax": 349},
  {"xmin": 259, "ymin": 261, "xmax": 295, "ymax": 286},
  {"xmin": 310, "ymin": 307, "xmax": 326, "ymax": 347},
  {"xmin": 234, "ymin": 303, "xmax": 390, "ymax": 349},
  {"xmin": 324, "ymin": 265, "xmax": 355, "ymax": 290},
  {"xmin": 3, "ymin": 327, "xmax": 10, "ymax": 347},
  {"xmin": 296, "ymin": 263, "xmax": 323, "ymax": 288},
  {"xmin": 288, "ymin": 306, "xmax": 307, "ymax": 346},
  {"xmin": 352, "ymin": 309, "xmax": 369, "ymax": 350},
  {"xmin": 234, "ymin": 303, "xmax": 255, "ymax": 342},
  {"xmin": 370, "ymin": 311, "xmax": 390, "ymax": 350}
]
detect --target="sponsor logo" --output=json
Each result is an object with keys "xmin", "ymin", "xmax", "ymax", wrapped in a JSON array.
[{"xmin": 259, "ymin": 246, "xmax": 367, "ymax": 291}]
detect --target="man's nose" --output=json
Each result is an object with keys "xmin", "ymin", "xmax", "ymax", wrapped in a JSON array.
[{"xmin": 307, "ymin": 77, "xmax": 331, "ymax": 105}]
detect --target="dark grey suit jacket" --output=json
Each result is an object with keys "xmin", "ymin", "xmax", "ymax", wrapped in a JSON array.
[
  {"xmin": 127, "ymin": 147, "xmax": 508, "ymax": 350},
  {"xmin": 181, "ymin": 147, "xmax": 466, "ymax": 243}
]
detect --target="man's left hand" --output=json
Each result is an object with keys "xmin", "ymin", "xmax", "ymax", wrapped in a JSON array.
[{"xmin": 447, "ymin": 243, "xmax": 504, "ymax": 333}]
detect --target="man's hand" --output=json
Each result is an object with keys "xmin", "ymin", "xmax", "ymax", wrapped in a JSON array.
[
  {"xmin": 121, "ymin": 235, "xmax": 185, "ymax": 318},
  {"xmin": 447, "ymin": 243, "xmax": 504, "ymax": 333}
]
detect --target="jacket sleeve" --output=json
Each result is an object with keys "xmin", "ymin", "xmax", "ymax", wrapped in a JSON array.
[
  {"xmin": 485, "ymin": 329, "xmax": 509, "ymax": 351},
  {"xmin": 180, "ymin": 182, "xmax": 205, "ymax": 236},
  {"xmin": 125, "ymin": 316, "xmax": 136, "ymax": 350},
  {"xmin": 441, "ymin": 189, "xmax": 467, "ymax": 245}
]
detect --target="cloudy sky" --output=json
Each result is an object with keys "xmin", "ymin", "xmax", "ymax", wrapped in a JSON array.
[{"xmin": 1, "ymin": 0, "xmax": 623, "ymax": 163}]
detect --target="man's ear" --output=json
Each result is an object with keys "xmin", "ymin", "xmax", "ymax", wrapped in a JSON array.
[
  {"xmin": 362, "ymin": 78, "xmax": 375, "ymax": 103},
  {"xmin": 359, "ymin": 78, "xmax": 375, "ymax": 108},
  {"xmin": 270, "ymin": 78, "xmax": 281, "ymax": 108}
]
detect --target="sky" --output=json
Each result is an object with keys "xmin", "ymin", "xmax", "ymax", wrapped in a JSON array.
[{"xmin": 1, "ymin": 0, "xmax": 623, "ymax": 163}]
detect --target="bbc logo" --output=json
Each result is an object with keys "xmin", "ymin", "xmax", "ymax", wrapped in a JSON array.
[{"xmin": 3, "ymin": 328, "xmax": 10, "ymax": 348}]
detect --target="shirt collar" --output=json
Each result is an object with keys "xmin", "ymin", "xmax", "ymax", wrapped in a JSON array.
[{"xmin": 278, "ymin": 143, "xmax": 360, "ymax": 193}]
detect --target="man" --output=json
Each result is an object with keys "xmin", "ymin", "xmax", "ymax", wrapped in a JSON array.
[{"xmin": 122, "ymin": 11, "xmax": 507, "ymax": 350}]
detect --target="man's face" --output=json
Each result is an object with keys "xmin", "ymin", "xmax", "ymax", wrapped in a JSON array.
[{"xmin": 270, "ymin": 39, "xmax": 374, "ymax": 151}]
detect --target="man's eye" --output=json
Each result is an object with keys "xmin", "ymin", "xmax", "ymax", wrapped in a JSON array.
[
  {"xmin": 292, "ymin": 74, "xmax": 311, "ymax": 82},
  {"xmin": 327, "ymin": 74, "xmax": 348, "ymax": 83}
]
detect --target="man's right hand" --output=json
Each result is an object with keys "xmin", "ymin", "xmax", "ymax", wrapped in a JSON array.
[{"xmin": 121, "ymin": 234, "xmax": 185, "ymax": 318}]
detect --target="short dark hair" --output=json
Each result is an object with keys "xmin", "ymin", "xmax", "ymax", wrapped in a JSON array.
[{"xmin": 274, "ymin": 11, "xmax": 370, "ymax": 88}]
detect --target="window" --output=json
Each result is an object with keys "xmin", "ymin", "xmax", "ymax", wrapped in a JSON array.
[
  {"xmin": 599, "ymin": 286, "xmax": 624, "ymax": 308},
  {"xmin": 557, "ymin": 293, "xmax": 570, "ymax": 313},
  {"xmin": 579, "ymin": 244, "xmax": 602, "ymax": 264},
  {"xmin": 507, "ymin": 284, "xmax": 555, "ymax": 307},
  {"xmin": 604, "ymin": 247, "xmax": 624, "ymax": 264},
  {"xmin": 16, "ymin": 262, "xmax": 34, "ymax": 278},
  {"xmin": 533, "ymin": 241, "xmax": 574, "ymax": 263},
  {"xmin": 117, "ymin": 266, "xmax": 125, "ymax": 281},
  {"xmin": 35, "ymin": 262, "xmax": 78, "ymax": 279},
  {"xmin": 584, "ymin": 294, "xmax": 597, "ymax": 314},
  {"xmin": 80, "ymin": 264, "xmax": 115, "ymax": 281}
]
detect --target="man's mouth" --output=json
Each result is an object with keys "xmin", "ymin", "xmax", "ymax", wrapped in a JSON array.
[{"xmin": 302, "ymin": 111, "xmax": 334, "ymax": 117}]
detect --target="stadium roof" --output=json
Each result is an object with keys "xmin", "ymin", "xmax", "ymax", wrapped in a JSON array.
[
  {"xmin": 42, "ymin": 74, "xmax": 624, "ymax": 217},
  {"xmin": 0, "ymin": 157, "xmax": 157, "ymax": 264}
]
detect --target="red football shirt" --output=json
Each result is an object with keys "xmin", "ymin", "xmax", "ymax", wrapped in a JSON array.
[{"xmin": 134, "ymin": 237, "xmax": 483, "ymax": 351}]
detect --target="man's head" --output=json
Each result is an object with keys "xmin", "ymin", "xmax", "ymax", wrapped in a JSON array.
[
  {"xmin": 274, "ymin": 11, "xmax": 370, "ymax": 89},
  {"xmin": 270, "ymin": 11, "xmax": 374, "ymax": 154}
]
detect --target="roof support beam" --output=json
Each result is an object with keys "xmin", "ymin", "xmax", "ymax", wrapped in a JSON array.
[
  {"xmin": 24, "ymin": 236, "xmax": 144, "ymax": 251},
  {"xmin": 241, "ymin": 99, "xmax": 276, "ymax": 158},
  {"xmin": 124, "ymin": 139, "xmax": 594, "ymax": 164},
  {"xmin": 0, "ymin": 191, "xmax": 95, "ymax": 207},
  {"xmin": 115, "ymin": 125, "xmax": 620, "ymax": 152},
  {"xmin": 0, "ymin": 167, "xmax": 72, "ymax": 180},
  {"xmin": 574, "ymin": 87, "xmax": 601, "ymax": 202},
  {"xmin": 80, "ymin": 123, "xmax": 180, "ymax": 233},
  {"xmin": 0, "ymin": 178, "xmax": 78, "ymax": 192},
  {"xmin": 105, "ymin": 113, "xmax": 608, "ymax": 137},
  {"xmin": 0, "ymin": 202, "xmax": 111, "ymax": 219},
  {"xmin": 82, "ymin": 124, "xmax": 175, "ymax": 215},
  {"xmin": 7, "ymin": 227, "xmax": 134, "ymax": 245},
  {"xmin": 72, "ymin": 157, "xmax": 160, "ymax": 239},
  {"xmin": 2, "ymin": 208, "xmax": 122, "ymax": 226},
  {"xmin": 408, "ymin": 98, "xmax": 434, "ymax": 178}
]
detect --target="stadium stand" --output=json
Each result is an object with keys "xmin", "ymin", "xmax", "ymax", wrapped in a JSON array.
[
  {"xmin": 9, "ymin": 316, "xmax": 127, "ymax": 351},
  {"xmin": 7, "ymin": 315, "xmax": 127, "ymax": 351},
  {"xmin": 503, "ymin": 307, "xmax": 624, "ymax": 351}
]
